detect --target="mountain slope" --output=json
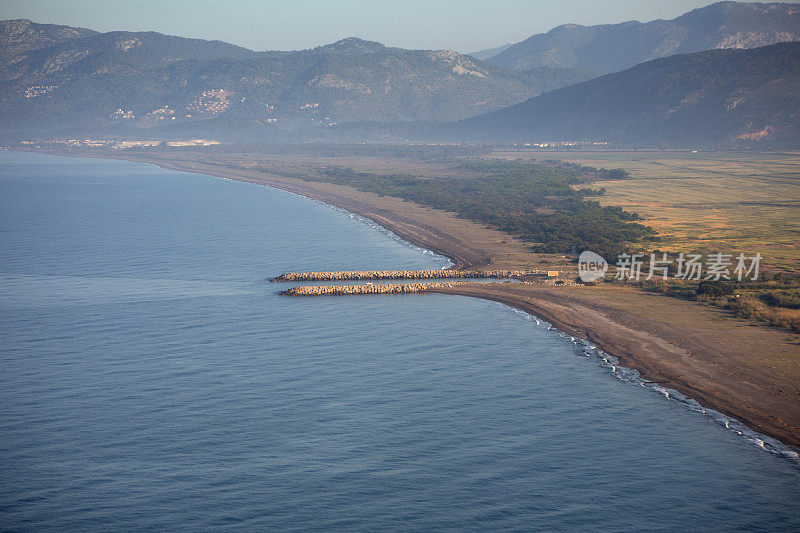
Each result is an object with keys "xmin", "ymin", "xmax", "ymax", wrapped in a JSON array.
[
  {"xmin": 0, "ymin": 19, "xmax": 257, "ymax": 80},
  {"xmin": 0, "ymin": 22, "xmax": 592, "ymax": 139},
  {"xmin": 467, "ymin": 42, "xmax": 515, "ymax": 60},
  {"xmin": 453, "ymin": 42, "xmax": 800, "ymax": 148},
  {"xmin": 486, "ymin": 1, "xmax": 800, "ymax": 73},
  {"xmin": 0, "ymin": 18, "xmax": 97, "ymax": 65}
]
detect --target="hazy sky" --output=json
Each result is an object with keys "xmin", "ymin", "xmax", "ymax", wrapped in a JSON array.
[{"xmin": 1, "ymin": 0, "xmax": 795, "ymax": 52}]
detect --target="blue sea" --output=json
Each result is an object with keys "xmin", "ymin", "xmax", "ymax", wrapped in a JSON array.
[{"xmin": 1, "ymin": 151, "xmax": 799, "ymax": 531}]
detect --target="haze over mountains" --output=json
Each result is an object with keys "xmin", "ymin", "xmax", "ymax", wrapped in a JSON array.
[
  {"xmin": 0, "ymin": 19, "xmax": 589, "ymax": 139},
  {"xmin": 483, "ymin": 1, "xmax": 800, "ymax": 73},
  {"xmin": 454, "ymin": 42, "xmax": 800, "ymax": 148},
  {"xmin": 1, "ymin": 1, "xmax": 799, "ymax": 148}
]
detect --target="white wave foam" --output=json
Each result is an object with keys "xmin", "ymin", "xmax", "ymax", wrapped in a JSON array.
[{"xmin": 496, "ymin": 301, "xmax": 800, "ymax": 464}]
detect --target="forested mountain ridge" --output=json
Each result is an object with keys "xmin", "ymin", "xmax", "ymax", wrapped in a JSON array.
[
  {"xmin": 453, "ymin": 42, "xmax": 800, "ymax": 148},
  {"xmin": 1, "ymin": 18, "xmax": 97, "ymax": 65},
  {"xmin": 0, "ymin": 20, "xmax": 590, "ymax": 140},
  {"xmin": 0, "ymin": 18, "xmax": 257, "ymax": 78},
  {"xmin": 484, "ymin": 1, "xmax": 800, "ymax": 74}
]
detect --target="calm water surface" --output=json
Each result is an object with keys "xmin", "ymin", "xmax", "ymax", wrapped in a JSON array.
[{"xmin": 1, "ymin": 152, "xmax": 799, "ymax": 531}]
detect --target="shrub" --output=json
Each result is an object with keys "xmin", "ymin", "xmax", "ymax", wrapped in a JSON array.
[
  {"xmin": 725, "ymin": 296, "xmax": 765, "ymax": 320},
  {"xmin": 697, "ymin": 280, "xmax": 736, "ymax": 298},
  {"xmin": 760, "ymin": 290, "xmax": 800, "ymax": 309},
  {"xmin": 766, "ymin": 308, "xmax": 800, "ymax": 332}
]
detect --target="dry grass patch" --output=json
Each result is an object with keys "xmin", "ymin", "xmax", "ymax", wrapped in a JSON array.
[{"xmin": 495, "ymin": 150, "xmax": 800, "ymax": 273}]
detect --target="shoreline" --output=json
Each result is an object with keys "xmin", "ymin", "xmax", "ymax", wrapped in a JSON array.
[
  {"xmin": 131, "ymin": 157, "xmax": 482, "ymax": 269},
  {"xmin": 430, "ymin": 283, "xmax": 800, "ymax": 453},
  {"xmin": 33, "ymin": 150, "xmax": 800, "ymax": 451}
]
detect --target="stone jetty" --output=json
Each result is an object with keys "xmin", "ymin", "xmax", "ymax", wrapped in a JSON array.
[
  {"xmin": 282, "ymin": 282, "xmax": 456, "ymax": 296},
  {"xmin": 272, "ymin": 269, "xmax": 545, "ymax": 282}
]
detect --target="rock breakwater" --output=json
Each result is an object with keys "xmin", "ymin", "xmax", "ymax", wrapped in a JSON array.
[
  {"xmin": 272, "ymin": 269, "xmax": 546, "ymax": 282},
  {"xmin": 282, "ymin": 282, "xmax": 456, "ymax": 296}
]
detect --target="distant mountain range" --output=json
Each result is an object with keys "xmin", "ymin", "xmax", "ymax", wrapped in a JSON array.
[
  {"xmin": 0, "ymin": 19, "xmax": 589, "ymax": 140},
  {"xmin": 483, "ymin": 1, "xmax": 800, "ymax": 74},
  {"xmin": 2, "ymin": 1, "xmax": 799, "ymax": 147},
  {"xmin": 452, "ymin": 42, "xmax": 800, "ymax": 148}
]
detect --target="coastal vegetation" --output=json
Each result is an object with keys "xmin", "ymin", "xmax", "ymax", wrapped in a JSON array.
[
  {"xmin": 209, "ymin": 142, "xmax": 493, "ymax": 160},
  {"xmin": 501, "ymin": 150, "xmax": 800, "ymax": 273},
  {"xmin": 223, "ymin": 158, "xmax": 657, "ymax": 258},
  {"xmin": 207, "ymin": 147, "xmax": 800, "ymax": 333}
]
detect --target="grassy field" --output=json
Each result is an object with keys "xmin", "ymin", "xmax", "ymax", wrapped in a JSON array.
[{"xmin": 494, "ymin": 150, "xmax": 800, "ymax": 273}]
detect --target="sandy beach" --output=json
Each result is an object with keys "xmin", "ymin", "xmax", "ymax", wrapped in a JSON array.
[{"xmin": 91, "ymin": 152, "xmax": 800, "ymax": 449}]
